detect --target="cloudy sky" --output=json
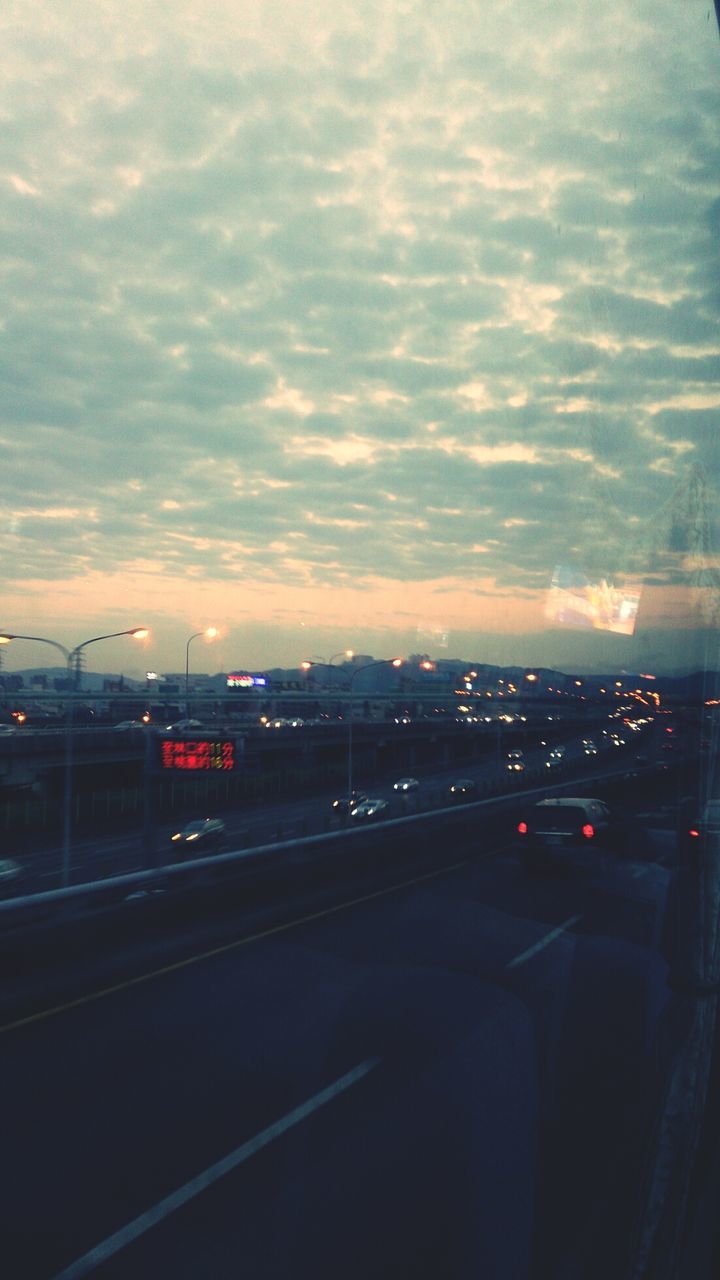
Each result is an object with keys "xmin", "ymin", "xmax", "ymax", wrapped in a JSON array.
[{"xmin": 1, "ymin": 0, "xmax": 719, "ymax": 676}]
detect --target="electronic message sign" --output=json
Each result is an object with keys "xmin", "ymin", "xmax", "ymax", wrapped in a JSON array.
[{"xmin": 160, "ymin": 739, "xmax": 236, "ymax": 771}]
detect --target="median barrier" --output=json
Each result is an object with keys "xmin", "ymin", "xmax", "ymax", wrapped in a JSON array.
[{"xmin": 0, "ymin": 760, "xmax": 656, "ymax": 945}]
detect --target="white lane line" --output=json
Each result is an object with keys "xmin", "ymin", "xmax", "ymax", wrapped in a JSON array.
[
  {"xmin": 53, "ymin": 1057, "xmax": 380, "ymax": 1280},
  {"xmin": 505, "ymin": 915, "xmax": 582, "ymax": 971}
]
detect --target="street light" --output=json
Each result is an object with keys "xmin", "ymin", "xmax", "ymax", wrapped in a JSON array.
[
  {"xmin": 301, "ymin": 649, "xmax": 353, "ymax": 694},
  {"xmin": 0, "ymin": 627, "xmax": 149, "ymax": 886},
  {"xmin": 301, "ymin": 657, "xmax": 403, "ymax": 808},
  {"xmin": 327, "ymin": 649, "xmax": 353, "ymax": 697},
  {"xmin": 346, "ymin": 659, "xmax": 402, "ymax": 809},
  {"xmin": 185, "ymin": 627, "xmax": 218, "ymax": 716}
]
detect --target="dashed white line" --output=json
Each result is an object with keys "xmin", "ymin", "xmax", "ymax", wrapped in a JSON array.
[
  {"xmin": 53, "ymin": 1057, "xmax": 380, "ymax": 1280},
  {"xmin": 505, "ymin": 914, "xmax": 583, "ymax": 970}
]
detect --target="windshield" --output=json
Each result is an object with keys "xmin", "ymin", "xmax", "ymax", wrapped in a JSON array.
[{"xmin": 1, "ymin": 3, "xmax": 719, "ymax": 1279}]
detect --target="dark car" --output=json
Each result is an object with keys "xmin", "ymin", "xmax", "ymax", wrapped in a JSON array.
[
  {"xmin": 448, "ymin": 778, "xmax": 478, "ymax": 801},
  {"xmin": 170, "ymin": 818, "xmax": 226, "ymax": 854},
  {"xmin": 517, "ymin": 796, "xmax": 613, "ymax": 868},
  {"xmin": 332, "ymin": 790, "xmax": 367, "ymax": 813}
]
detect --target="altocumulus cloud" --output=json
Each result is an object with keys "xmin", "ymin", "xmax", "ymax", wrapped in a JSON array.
[{"xmin": 0, "ymin": 0, "xmax": 718, "ymax": 666}]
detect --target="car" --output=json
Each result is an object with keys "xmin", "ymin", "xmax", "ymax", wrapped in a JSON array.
[
  {"xmin": 170, "ymin": 817, "xmax": 226, "ymax": 853},
  {"xmin": 448, "ymin": 778, "xmax": 478, "ymax": 800},
  {"xmin": 545, "ymin": 746, "xmax": 566, "ymax": 767},
  {"xmin": 507, "ymin": 760, "xmax": 525, "ymax": 773},
  {"xmin": 113, "ymin": 720, "xmax": 149, "ymax": 731},
  {"xmin": 332, "ymin": 790, "xmax": 368, "ymax": 812},
  {"xmin": 393, "ymin": 777, "xmax": 419, "ymax": 792},
  {"xmin": 507, "ymin": 749, "xmax": 524, "ymax": 760},
  {"xmin": 0, "ymin": 724, "xmax": 16, "ymax": 736},
  {"xmin": 349, "ymin": 798, "xmax": 389, "ymax": 821},
  {"xmin": 165, "ymin": 718, "xmax": 203, "ymax": 732},
  {"xmin": 583, "ymin": 739, "xmax": 597, "ymax": 755},
  {"xmin": 517, "ymin": 797, "xmax": 613, "ymax": 866}
]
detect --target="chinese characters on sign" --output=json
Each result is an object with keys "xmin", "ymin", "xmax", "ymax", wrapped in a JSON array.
[{"xmin": 160, "ymin": 740, "xmax": 236, "ymax": 771}]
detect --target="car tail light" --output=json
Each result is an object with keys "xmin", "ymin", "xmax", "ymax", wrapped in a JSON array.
[
  {"xmin": 582, "ymin": 823, "xmax": 595, "ymax": 839},
  {"xmin": 518, "ymin": 821, "xmax": 528, "ymax": 835},
  {"xmin": 688, "ymin": 828, "xmax": 700, "ymax": 838}
]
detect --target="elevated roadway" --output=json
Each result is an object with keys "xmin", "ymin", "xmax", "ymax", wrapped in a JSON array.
[{"xmin": 0, "ymin": 769, "xmax": 683, "ymax": 1280}]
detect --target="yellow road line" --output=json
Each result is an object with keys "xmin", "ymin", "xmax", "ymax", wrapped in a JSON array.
[{"xmin": 1, "ymin": 858, "xmax": 468, "ymax": 1037}]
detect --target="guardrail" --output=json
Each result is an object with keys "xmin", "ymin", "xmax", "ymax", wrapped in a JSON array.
[{"xmin": 0, "ymin": 759, "xmax": 661, "ymax": 932}]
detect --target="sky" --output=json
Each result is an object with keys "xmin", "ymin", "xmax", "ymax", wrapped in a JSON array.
[{"xmin": 1, "ymin": 1, "xmax": 719, "ymax": 677}]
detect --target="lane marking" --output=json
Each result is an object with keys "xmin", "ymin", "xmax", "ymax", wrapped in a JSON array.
[
  {"xmin": 52, "ymin": 1056, "xmax": 380, "ymax": 1280},
  {"xmin": 505, "ymin": 914, "xmax": 582, "ymax": 970},
  {"xmin": 0, "ymin": 859, "xmax": 469, "ymax": 1037}
]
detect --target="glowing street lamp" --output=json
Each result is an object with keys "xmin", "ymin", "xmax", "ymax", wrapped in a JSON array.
[
  {"xmin": 0, "ymin": 627, "xmax": 149, "ymax": 886},
  {"xmin": 301, "ymin": 649, "xmax": 353, "ymax": 691},
  {"xmin": 300, "ymin": 657, "xmax": 403, "ymax": 808},
  {"xmin": 185, "ymin": 627, "xmax": 218, "ymax": 715},
  {"xmin": 346, "ymin": 659, "xmax": 402, "ymax": 809}
]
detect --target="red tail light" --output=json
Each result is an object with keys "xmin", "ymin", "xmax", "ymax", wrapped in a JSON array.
[
  {"xmin": 518, "ymin": 821, "xmax": 528, "ymax": 835},
  {"xmin": 582, "ymin": 823, "xmax": 594, "ymax": 839},
  {"xmin": 688, "ymin": 828, "xmax": 700, "ymax": 838}
]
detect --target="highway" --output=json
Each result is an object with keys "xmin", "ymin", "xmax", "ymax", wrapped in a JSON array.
[
  {"xmin": 1, "ymin": 788, "xmax": 678, "ymax": 1280},
  {"xmin": 4, "ymin": 725, "xmax": 661, "ymax": 894}
]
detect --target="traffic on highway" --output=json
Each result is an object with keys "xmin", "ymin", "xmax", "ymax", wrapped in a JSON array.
[{"xmin": 1, "ymin": 711, "xmax": 664, "ymax": 895}]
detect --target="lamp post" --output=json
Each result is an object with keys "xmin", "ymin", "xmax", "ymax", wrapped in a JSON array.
[
  {"xmin": 0, "ymin": 627, "xmax": 149, "ymax": 886},
  {"xmin": 327, "ymin": 650, "xmax": 353, "ymax": 700},
  {"xmin": 301, "ymin": 656, "xmax": 403, "ymax": 808},
  {"xmin": 301, "ymin": 651, "xmax": 353, "ymax": 692},
  {"xmin": 346, "ymin": 659, "xmax": 402, "ymax": 808},
  {"xmin": 184, "ymin": 627, "xmax": 218, "ymax": 717}
]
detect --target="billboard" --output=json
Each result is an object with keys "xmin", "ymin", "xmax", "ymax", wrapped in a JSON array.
[
  {"xmin": 160, "ymin": 739, "xmax": 236, "ymax": 770},
  {"xmin": 226, "ymin": 673, "xmax": 269, "ymax": 689}
]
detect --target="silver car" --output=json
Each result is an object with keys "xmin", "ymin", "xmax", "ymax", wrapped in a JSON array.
[{"xmin": 350, "ymin": 799, "xmax": 389, "ymax": 821}]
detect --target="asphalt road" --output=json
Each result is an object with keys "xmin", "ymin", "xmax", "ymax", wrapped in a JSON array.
[
  {"xmin": 6, "ymin": 728, "xmax": 658, "ymax": 895},
  {"xmin": 2, "ymin": 806, "xmax": 675, "ymax": 1280}
]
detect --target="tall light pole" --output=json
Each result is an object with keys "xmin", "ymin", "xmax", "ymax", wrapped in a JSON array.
[
  {"xmin": 346, "ymin": 659, "xmax": 402, "ymax": 807},
  {"xmin": 301, "ymin": 657, "xmax": 403, "ymax": 806},
  {"xmin": 327, "ymin": 650, "xmax": 353, "ymax": 699},
  {"xmin": 0, "ymin": 627, "xmax": 149, "ymax": 886},
  {"xmin": 185, "ymin": 627, "xmax": 218, "ymax": 716},
  {"xmin": 301, "ymin": 649, "xmax": 353, "ymax": 696}
]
